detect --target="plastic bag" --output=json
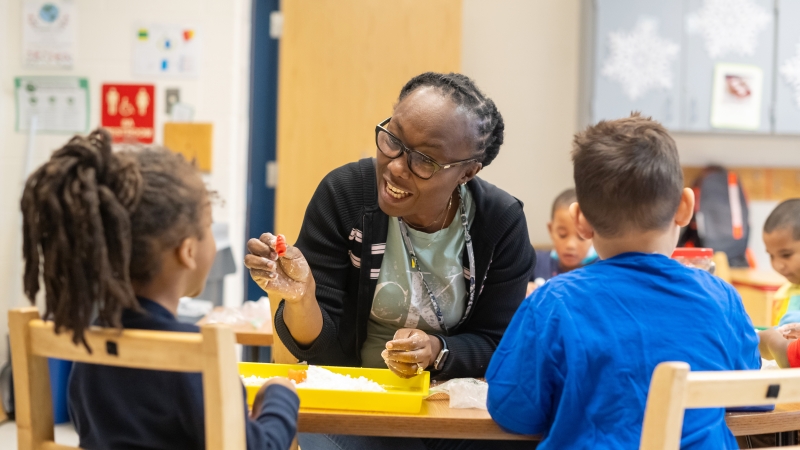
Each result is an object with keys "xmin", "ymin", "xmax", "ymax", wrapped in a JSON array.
[
  {"xmin": 241, "ymin": 297, "xmax": 272, "ymax": 328},
  {"xmin": 205, "ymin": 307, "xmax": 247, "ymax": 326},
  {"xmin": 427, "ymin": 378, "xmax": 488, "ymax": 410},
  {"xmin": 205, "ymin": 297, "xmax": 272, "ymax": 329},
  {"xmin": 761, "ymin": 358, "xmax": 780, "ymax": 371}
]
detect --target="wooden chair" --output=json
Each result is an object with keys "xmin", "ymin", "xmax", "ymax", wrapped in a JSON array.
[
  {"xmin": 640, "ymin": 362, "xmax": 800, "ymax": 449},
  {"xmin": 8, "ymin": 307, "xmax": 246, "ymax": 450},
  {"xmin": 713, "ymin": 251, "xmax": 732, "ymax": 284}
]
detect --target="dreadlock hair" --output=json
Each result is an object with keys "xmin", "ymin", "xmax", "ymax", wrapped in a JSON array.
[
  {"xmin": 21, "ymin": 128, "xmax": 208, "ymax": 349},
  {"xmin": 398, "ymin": 72, "xmax": 504, "ymax": 167}
]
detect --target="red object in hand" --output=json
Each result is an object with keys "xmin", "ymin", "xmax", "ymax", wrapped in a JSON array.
[{"xmin": 275, "ymin": 235, "xmax": 287, "ymax": 257}]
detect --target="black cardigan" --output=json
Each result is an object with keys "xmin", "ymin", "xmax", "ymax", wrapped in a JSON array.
[{"xmin": 274, "ymin": 158, "xmax": 535, "ymax": 379}]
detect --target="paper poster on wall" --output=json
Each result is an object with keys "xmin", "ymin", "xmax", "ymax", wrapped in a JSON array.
[
  {"xmin": 163, "ymin": 122, "xmax": 213, "ymax": 172},
  {"xmin": 22, "ymin": 0, "xmax": 77, "ymax": 68},
  {"xmin": 15, "ymin": 76, "xmax": 89, "ymax": 133},
  {"xmin": 132, "ymin": 24, "xmax": 200, "ymax": 78},
  {"xmin": 101, "ymin": 84, "xmax": 155, "ymax": 143},
  {"xmin": 710, "ymin": 63, "xmax": 763, "ymax": 130}
]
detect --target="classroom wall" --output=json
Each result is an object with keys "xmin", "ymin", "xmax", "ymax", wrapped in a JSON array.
[
  {"xmin": 0, "ymin": 0, "xmax": 253, "ymax": 365},
  {"xmin": 461, "ymin": 0, "xmax": 582, "ymax": 245},
  {"xmin": 462, "ymin": 0, "xmax": 800, "ymax": 270}
]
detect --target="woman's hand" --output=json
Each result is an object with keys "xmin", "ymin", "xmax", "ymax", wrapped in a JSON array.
[
  {"xmin": 381, "ymin": 329, "xmax": 441, "ymax": 378},
  {"xmin": 250, "ymin": 377, "xmax": 298, "ymax": 418},
  {"xmin": 244, "ymin": 233, "xmax": 313, "ymax": 303}
]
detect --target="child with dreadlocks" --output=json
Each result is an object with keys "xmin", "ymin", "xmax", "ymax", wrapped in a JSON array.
[{"xmin": 21, "ymin": 129, "xmax": 299, "ymax": 450}]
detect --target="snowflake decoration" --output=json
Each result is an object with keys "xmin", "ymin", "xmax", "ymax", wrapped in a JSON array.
[
  {"xmin": 781, "ymin": 43, "xmax": 800, "ymax": 108},
  {"xmin": 687, "ymin": 0, "xmax": 771, "ymax": 59},
  {"xmin": 601, "ymin": 18, "xmax": 680, "ymax": 101}
]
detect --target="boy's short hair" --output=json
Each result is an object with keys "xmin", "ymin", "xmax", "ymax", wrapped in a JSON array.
[
  {"xmin": 572, "ymin": 113, "xmax": 683, "ymax": 237},
  {"xmin": 551, "ymin": 188, "xmax": 577, "ymax": 219},
  {"xmin": 764, "ymin": 199, "xmax": 800, "ymax": 239}
]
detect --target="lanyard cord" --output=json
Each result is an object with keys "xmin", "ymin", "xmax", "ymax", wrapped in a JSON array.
[{"xmin": 397, "ymin": 187, "xmax": 476, "ymax": 334}]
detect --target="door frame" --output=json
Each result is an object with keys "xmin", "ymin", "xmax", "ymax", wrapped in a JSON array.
[{"xmin": 244, "ymin": 0, "xmax": 280, "ymax": 301}]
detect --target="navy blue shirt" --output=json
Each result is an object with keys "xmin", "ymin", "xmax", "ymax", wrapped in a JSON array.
[
  {"xmin": 530, "ymin": 249, "xmax": 598, "ymax": 283},
  {"xmin": 487, "ymin": 253, "xmax": 760, "ymax": 449},
  {"xmin": 69, "ymin": 298, "xmax": 299, "ymax": 450}
]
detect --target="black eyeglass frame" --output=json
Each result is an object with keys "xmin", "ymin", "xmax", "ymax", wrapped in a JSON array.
[{"xmin": 375, "ymin": 117, "xmax": 479, "ymax": 180}]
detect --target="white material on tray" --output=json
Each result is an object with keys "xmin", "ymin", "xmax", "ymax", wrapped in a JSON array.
[{"xmin": 242, "ymin": 365, "xmax": 386, "ymax": 392}]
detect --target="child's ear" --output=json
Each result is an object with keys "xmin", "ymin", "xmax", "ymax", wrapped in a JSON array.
[
  {"xmin": 570, "ymin": 202, "xmax": 594, "ymax": 240},
  {"xmin": 547, "ymin": 221, "xmax": 553, "ymax": 234},
  {"xmin": 674, "ymin": 188, "xmax": 695, "ymax": 228},
  {"xmin": 176, "ymin": 237, "xmax": 199, "ymax": 270}
]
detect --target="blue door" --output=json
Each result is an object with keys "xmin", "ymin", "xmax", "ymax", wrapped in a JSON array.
[{"xmin": 245, "ymin": 0, "xmax": 280, "ymax": 301}]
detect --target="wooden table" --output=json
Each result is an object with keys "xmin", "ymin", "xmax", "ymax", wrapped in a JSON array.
[
  {"xmin": 730, "ymin": 268, "xmax": 787, "ymax": 328},
  {"xmin": 197, "ymin": 307, "xmax": 273, "ymax": 347},
  {"xmin": 726, "ymin": 403, "xmax": 800, "ymax": 437},
  {"xmin": 298, "ymin": 398, "xmax": 536, "ymax": 441},
  {"xmin": 295, "ymin": 399, "xmax": 800, "ymax": 442}
]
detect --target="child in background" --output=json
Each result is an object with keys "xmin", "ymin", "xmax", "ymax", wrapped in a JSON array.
[
  {"xmin": 762, "ymin": 199, "xmax": 800, "ymax": 326},
  {"xmin": 486, "ymin": 113, "xmax": 760, "ymax": 449},
  {"xmin": 20, "ymin": 130, "xmax": 299, "ymax": 450},
  {"xmin": 528, "ymin": 188, "xmax": 598, "ymax": 295}
]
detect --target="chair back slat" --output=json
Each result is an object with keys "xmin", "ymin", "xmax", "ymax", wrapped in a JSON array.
[
  {"xmin": 29, "ymin": 320, "xmax": 204, "ymax": 372},
  {"xmin": 9, "ymin": 307, "xmax": 246, "ymax": 450},
  {"xmin": 641, "ymin": 362, "xmax": 800, "ymax": 450},
  {"xmin": 685, "ymin": 369, "xmax": 800, "ymax": 409}
]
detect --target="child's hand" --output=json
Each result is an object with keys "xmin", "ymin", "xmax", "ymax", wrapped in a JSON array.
[
  {"xmin": 244, "ymin": 232, "xmax": 313, "ymax": 303},
  {"xmin": 778, "ymin": 323, "xmax": 800, "ymax": 340},
  {"xmin": 250, "ymin": 377, "xmax": 298, "ymax": 419},
  {"xmin": 758, "ymin": 328, "xmax": 791, "ymax": 368}
]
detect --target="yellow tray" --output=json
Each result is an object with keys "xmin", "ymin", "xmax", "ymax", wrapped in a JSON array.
[{"xmin": 239, "ymin": 362, "xmax": 430, "ymax": 414}]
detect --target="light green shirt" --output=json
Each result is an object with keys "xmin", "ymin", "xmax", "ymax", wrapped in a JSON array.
[{"xmin": 360, "ymin": 185, "xmax": 475, "ymax": 368}]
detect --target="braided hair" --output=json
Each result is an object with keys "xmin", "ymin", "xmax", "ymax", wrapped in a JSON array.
[
  {"xmin": 398, "ymin": 72, "xmax": 504, "ymax": 167},
  {"xmin": 21, "ymin": 129, "xmax": 207, "ymax": 349}
]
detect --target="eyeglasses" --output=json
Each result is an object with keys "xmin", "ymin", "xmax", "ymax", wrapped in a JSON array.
[{"xmin": 375, "ymin": 117, "xmax": 479, "ymax": 180}]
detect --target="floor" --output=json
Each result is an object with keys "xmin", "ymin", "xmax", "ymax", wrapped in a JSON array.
[{"xmin": 0, "ymin": 420, "xmax": 79, "ymax": 448}]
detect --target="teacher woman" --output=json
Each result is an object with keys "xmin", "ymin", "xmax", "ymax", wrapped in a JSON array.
[{"xmin": 245, "ymin": 72, "xmax": 536, "ymax": 449}]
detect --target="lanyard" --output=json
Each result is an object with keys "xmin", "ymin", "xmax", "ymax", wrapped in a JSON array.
[{"xmin": 397, "ymin": 188, "xmax": 476, "ymax": 334}]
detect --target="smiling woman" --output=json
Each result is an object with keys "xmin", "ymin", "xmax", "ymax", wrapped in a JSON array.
[{"xmin": 245, "ymin": 72, "xmax": 537, "ymax": 450}]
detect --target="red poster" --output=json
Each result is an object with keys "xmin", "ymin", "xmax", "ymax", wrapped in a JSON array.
[{"xmin": 101, "ymin": 84, "xmax": 155, "ymax": 143}]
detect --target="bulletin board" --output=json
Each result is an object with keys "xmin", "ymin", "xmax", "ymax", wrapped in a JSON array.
[
  {"xmin": 590, "ymin": 0, "xmax": 796, "ymax": 135},
  {"xmin": 774, "ymin": 0, "xmax": 800, "ymax": 134},
  {"xmin": 681, "ymin": 0, "xmax": 774, "ymax": 133},
  {"xmin": 592, "ymin": 0, "xmax": 683, "ymax": 129}
]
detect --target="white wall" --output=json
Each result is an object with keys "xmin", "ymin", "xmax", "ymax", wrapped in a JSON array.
[
  {"xmin": 461, "ymin": 0, "xmax": 582, "ymax": 246},
  {"xmin": 0, "ymin": 0, "xmax": 252, "ymax": 365}
]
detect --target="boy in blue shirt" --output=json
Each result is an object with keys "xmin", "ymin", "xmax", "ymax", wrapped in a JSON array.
[{"xmin": 487, "ymin": 113, "xmax": 760, "ymax": 449}]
